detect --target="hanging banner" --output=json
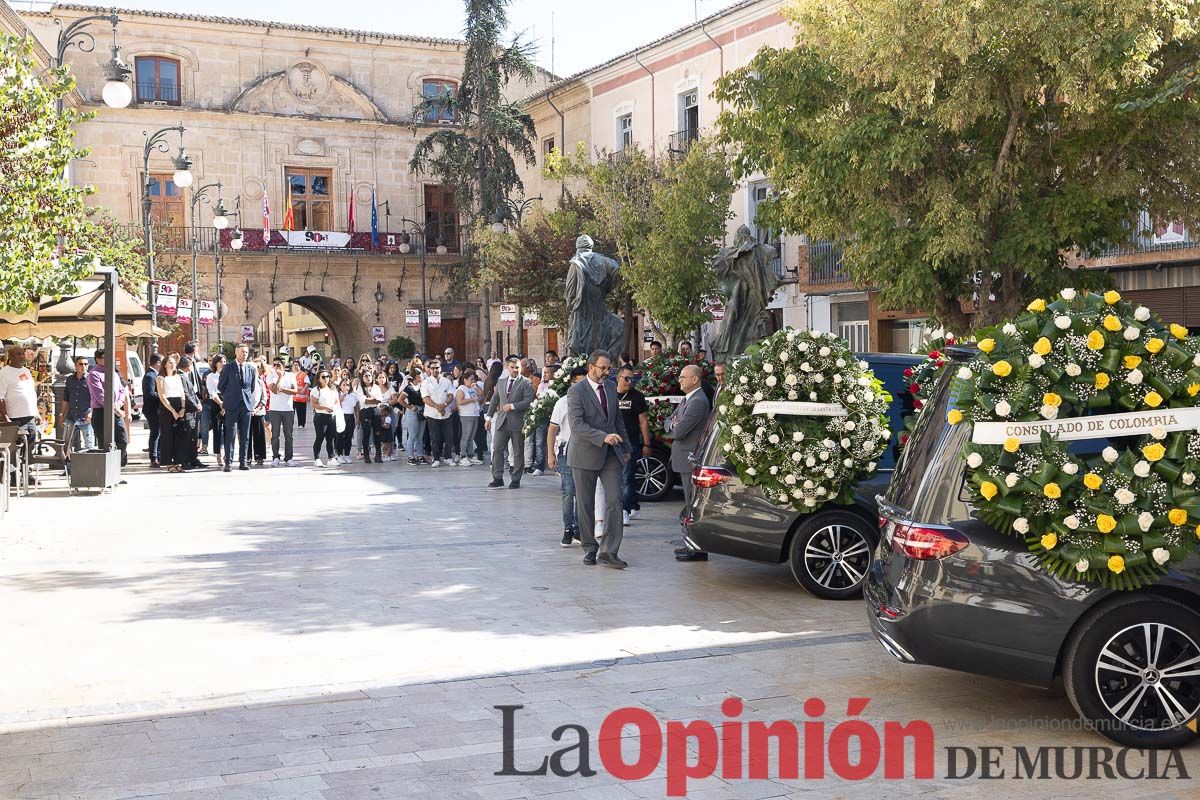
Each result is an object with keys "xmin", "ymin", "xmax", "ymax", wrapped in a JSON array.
[
  {"xmin": 523, "ymin": 310, "xmax": 539, "ymax": 328},
  {"xmin": 405, "ymin": 309, "xmax": 420, "ymax": 328},
  {"xmin": 970, "ymin": 407, "xmax": 1200, "ymax": 446},
  {"xmin": 427, "ymin": 308, "xmax": 442, "ymax": 328},
  {"xmin": 704, "ymin": 297, "xmax": 725, "ymax": 321},
  {"xmin": 500, "ymin": 304, "xmax": 518, "ymax": 327},
  {"xmin": 176, "ymin": 298, "xmax": 193, "ymax": 322},
  {"xmin": 371, "ymin": 326, "xmax": 386, "ymax": 344},
  {"xmin": 240, "ymin": 324, "xmax": 255, "ymax": 343},
  {"xmin": 282, "ymin": 231, "xmax": 353, "ymax": 249},
  {"xmin": 198, "ymin": 300, "xmax": 216, "ymax": 325},
  {"xmin": 156, "ymin": 282, "xmax": 178, "ymax": 315}
]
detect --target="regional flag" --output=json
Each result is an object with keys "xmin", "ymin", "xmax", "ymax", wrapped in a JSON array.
[
  {"xmin": 283, "ymin": 183, "xmax": 295, "ymax": 232},
  {"xmin": 370, "ymin": 187, "xmax": 379, "ymax": 248},
  {"xmin": 348, "ymin": 187, "xmax": 356, "ymax": 234},
  {"xmin": 262, "ymin": 189, "xmax": 271, "ymax": 241}
]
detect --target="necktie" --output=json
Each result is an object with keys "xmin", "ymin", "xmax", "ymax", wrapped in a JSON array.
[
  {"xmin": 508, "ymin": 378, "xmax": 514, "ymax": 399},
  {"xmin": 598, "ymin": 384, "xmax": 608, "ymax": 416}
]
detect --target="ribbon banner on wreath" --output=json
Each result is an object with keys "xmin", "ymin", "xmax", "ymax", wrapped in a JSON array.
[{"xmin": 950, "ymin": 288, "xmax": 1200, "ymax": 590}]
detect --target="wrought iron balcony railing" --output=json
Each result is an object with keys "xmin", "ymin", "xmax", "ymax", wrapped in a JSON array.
[
  {"xmin": 1089, "ymin": 212, "xmax": 1200, "ymax": 259},
  {"xmin": 806, "ymin": 239, "xmax": 850, "ymax": 284}
]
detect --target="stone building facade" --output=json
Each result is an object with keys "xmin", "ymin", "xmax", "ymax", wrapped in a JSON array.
[{"xmin": 20, "ymin": 3, "xmax": 551, "ymax": 358}]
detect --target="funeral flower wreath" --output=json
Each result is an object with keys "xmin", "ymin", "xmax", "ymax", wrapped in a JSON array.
[
  {"xmin": 952, "ymin": 289, "xmax": 1200, "ymax": 589},
  {"xmin": 719, "ymin": 329, "xmax": 892, "ymax": 513},
  {"xmin": 523, "ymin": 355, "xmax": 587, "ymax": 434}
]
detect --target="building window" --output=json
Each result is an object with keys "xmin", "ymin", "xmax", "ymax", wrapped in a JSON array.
[
  {"xmin": 284, "ymin": 167, "xmax": 333, "ymax": 231},
  {"xmin": 542, "ymin": 136, "xmax": 556, "ymax": 164},
  {"xmin": 422, "ymin": 79, "xmax": 457, "ymax": 123},
  {"xmin": 424, "ymin": 184, "xmax": 460, "ymax": 253},
  {"xmin": 617, "ymin": 114, "xmax": 633, "ymax": 151},
  {"xmin": 135, "ymin": 56, "xmax": 181, "ymax": 105},
  {"xmin": 680, "ymin": 89, "xmax": 699, "ymax": 140},
  {"xmin": 146, "ymin": 174, "xmax": 184, "ymax": 226}
]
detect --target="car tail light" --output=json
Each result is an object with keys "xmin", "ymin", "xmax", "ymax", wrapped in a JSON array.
[
  {"xmin": 890, "ymin": 523, "xmax": 969, "ymax": 560},
  {"xmin": 692, "ymin": 465, "xmax": 734, "ymax": 489}
]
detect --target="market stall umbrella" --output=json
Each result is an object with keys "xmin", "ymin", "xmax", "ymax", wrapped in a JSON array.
[{"xmin": 0, "ymin": 279, "xmax": 167, "ymax": 339}]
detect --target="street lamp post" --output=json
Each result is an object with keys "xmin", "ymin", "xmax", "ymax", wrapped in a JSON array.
[
  {"xmin": 141, "ymin": 124, "xmax": 191, "ymax": 355},
  {"xmin": 53, "ymin": 13, "xmax": 132, "ymax": 115},
  {"xmin": 490, "ymin": 191, "xmax": 543, "ymax": 234},
  {"xmin": 397, "ymin": 218, "xmax": 440, "ymax": 354},
  {"xmin": 214, "ymin": 197, "xmax": 241, "ymax": 355},
  {"xmin": 189, "ymin": 181, "xmax": 226, "ymax": 344}
]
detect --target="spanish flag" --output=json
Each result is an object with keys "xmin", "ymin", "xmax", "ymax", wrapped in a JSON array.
[{"xmin": 283, "ymin": 183, "xmax": 295, "ymax": 232}]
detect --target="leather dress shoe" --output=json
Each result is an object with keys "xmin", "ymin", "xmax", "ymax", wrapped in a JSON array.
[
  {"xmin": 487, "ymin": 479, "xmax": 504, "ymax": 489},
  {"xmin": 598, "ymin": 553, "xmax": 628, "ymax": 569},
  {"xmin": 239, "ymin": 463, "xmax": 250, "ymax": 471},
  {"xmin": 223, "ymin": 464, "xmax": 231, "ymax": 472},
  {"xmin": 508, "ymin": 481, "xmax": 521, "ymax": 489},
  {"xmin": 583, "ymin": 550, "xmax": 597, "ymax": 566},
  {"xmin": 676, "ymin": 551, "xmax": 708, "ymax": 562}
]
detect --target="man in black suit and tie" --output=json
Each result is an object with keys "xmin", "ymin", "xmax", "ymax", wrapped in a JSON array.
[
  {"xmin": 567, "ymin": 350, "xmax": 631, "ymax": 568},
  {"xmin": 667, "ymin": 364, "xmax": 712, "ymax": 562},
  {"xmin": 217, "ymin": 344, "xmax": 257, "ymax": 471}
]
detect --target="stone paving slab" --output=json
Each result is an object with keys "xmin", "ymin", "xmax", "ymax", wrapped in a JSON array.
[{"xmin": 0, "ymin": 425, "xmax": 1195, "ymax": 798}]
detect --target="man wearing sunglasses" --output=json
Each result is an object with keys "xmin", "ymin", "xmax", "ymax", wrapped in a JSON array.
[{"xmin": 616, "ymin": 365, "xmax": 651, "ymax": 525}]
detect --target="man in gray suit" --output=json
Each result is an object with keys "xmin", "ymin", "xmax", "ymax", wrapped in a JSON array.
[
  {"xmin": 567, "ymin": 350, "xmax": 631, "ymax": 568},
  {"xmin": 667, "ymin": 364, "xmax": 712, "ymax": 562},
  {"xmin": 485, "ymin": 356, "xmax": 533, "ymax": 489}
]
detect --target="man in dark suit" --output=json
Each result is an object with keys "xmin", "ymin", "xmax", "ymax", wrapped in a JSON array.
[
  {"xmin": 567, "ymin": 350, "xmax": 631, "ymax": 568},
  {"xmin": 178, "ymin": 356, "xmax": 204, "ymax": 469},
  {"xmin": 667, "ymin": 364, "xmax": 712, "ymax": 562},
  {"xmin": 142, "ymin": 354, "xmax": 161, "ymax": 468},
  {"xmin": 485, "ymin": 356, "xmax": 533, "ymax": 488},
  {"xmin": 217, "ymin": 344, "xmax": 257, "ymax": 471}
]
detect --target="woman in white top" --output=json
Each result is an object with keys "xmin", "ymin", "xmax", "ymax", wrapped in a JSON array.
[
  {"xmin": 373, "ymin": 372, "xmax": 398, "ymax": 461},
  {"xmin": 156, "ymin": 355, "xmax": 187, "ymax": 472},
  {"xmin": 456, "ymin": 370, "xmax": 483, "ymax": 465},
  {"xmin": 336, "ymin": 378, "xmax": 358, "ymax": 464},
  {"xmin": 355, "ymin": 370, "xmax": 382, "ymax": 464},
  {"xmin": 310, "ymin": 370, "xmax": 339, "ymax": 467}
]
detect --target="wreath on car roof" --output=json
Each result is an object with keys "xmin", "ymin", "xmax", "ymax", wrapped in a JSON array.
[
  {"xmin": 718, "ymin": 328, "xmax": 892, "ymax": 513},
  {"xmin": 952, "ymin": 289, "xmax": 1200, "ymax": 590}
]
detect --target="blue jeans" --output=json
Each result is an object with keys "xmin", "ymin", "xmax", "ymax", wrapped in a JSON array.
[
  {"xmin": 198, "ymin": 403, "xmax": 212, "ymax": 446},
  {"xmin": 533, "ymin": 424, "xmax": 548, "ymax": 471},
  {"xmin": 556, "ymin": 452, "xmax": 577, "ymax": 534},
  {"xmin": 622, "ymin": 439, "xmax": 642, "ymax": 511},
  {"xmin": 64, "ymin": 417, "xmax": 95, "ymax": 452},
  {"xmin": 404, "ymin": 410, "xmax": 425, "ymax": 460}
]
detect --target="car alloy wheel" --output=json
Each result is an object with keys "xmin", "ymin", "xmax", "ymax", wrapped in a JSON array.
[
  {"xmin": 1064, "ymin": 595, "xmax": 1200, "ymax": 748},
  {"xmin": 1095, "ymin": 622, "xmax": 1200, "ymax": 732},
  {"xmin": 635, "ymin": 453, "xmax": 672, "ymax": 502},
  {"xmin": 788, "ymin": 511, "xmax": 877, "ymax": 600}
]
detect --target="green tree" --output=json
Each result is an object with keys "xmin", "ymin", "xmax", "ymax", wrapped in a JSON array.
[
  {"xmin": 715, "ymin": 0, "xmax": 1200, "ymax": 329},
  {"xmin": 387, "ymin": 335, "xmax": 417, "ymax": 361},
  {"xmin": 476, "ymin": 196, "xmax": 604, "ymax": 330},
  {"xmin": 410, "ymin": 0, "xmax": 538, "ymax": 351},
  {"xmin": 0, "ymin": 35, "xmax": 100, "ymax": 312},
  {"xmin": 635, "ymin": 138, "xmax": 734, "ymax": 339}
]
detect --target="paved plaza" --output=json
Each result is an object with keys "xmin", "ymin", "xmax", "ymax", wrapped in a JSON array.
[{"xmin": 0, "ymin": 425, "xmax": 1195, "ymax": 799}]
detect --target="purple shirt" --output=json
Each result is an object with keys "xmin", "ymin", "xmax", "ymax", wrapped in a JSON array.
[{"xmin": 87, "ymin": 365, "xmax": 126, "ymax": 409}]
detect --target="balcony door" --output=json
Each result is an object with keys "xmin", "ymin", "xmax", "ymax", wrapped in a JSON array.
[
  {"xmin": 423, "ymin": 184, "xmax": 460, "ymax": 254},
  {"xmin": 285, "ymin": 168, "xmax": 333, "ymax": 231},
  {"xmin": 147, "ymin": 173, "xmax": 185, "ymax": 247}
]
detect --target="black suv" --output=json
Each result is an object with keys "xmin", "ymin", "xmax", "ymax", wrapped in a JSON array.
[
  {"xmin": 683, "ymin": 353, "xmax": 921, "ymax": 599},
  {"xmin": 867, "ymin": 348, "xmax": 1200, "ymax": 748}
]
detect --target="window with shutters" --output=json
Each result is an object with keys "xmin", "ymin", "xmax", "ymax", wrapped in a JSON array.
[{"xmin": 284, "ymin": 168, "xmax": 333, "ymax": 231}]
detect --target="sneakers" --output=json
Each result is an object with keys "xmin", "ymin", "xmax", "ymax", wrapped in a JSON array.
[
  {"xmin": 531, "ymin": 469, "xmax": 544, "ymax": 477},
  {"xmin": 285, "ymin": 459, "xmax": 296, "ymax": 467},
  {"xmin": 629, "ymin": 509, "xmax": 642, "ymax": 520},
  {"xmin": 271, "ymin": 458, "xmax": 281, "ymax": 467},
  {"xmin": 431, "ymin": 460, "xmax": 442, "ymax": 468},
  {"xmin": 560, "ymin": 530, "xmax": 575, "ymax": 547},
  {"xmin": 407, "ymin": 457, "xmax": 418, "ymax": 465},
  {"xmin": 623, "ymin": 510, "xmax": 631, "ymax": 526},
  {"xmin": 469, "ymin": 457, "xmax": 484, "ymax": 466}
]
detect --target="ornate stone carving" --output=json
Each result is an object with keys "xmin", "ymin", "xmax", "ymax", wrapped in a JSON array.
[{"xmin": 287, "ymin": 61, "xmax": 329, "ymax": 104}]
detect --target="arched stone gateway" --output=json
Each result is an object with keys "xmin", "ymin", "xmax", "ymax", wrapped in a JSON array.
[{"xmin": 254, "ymin": 296, "xmax": 373, "ymax": 360}]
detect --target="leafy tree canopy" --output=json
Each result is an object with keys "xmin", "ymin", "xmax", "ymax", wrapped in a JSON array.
[{"xmin": 715, "ymin": 0, "xmax": 1200, "ymax": 329}]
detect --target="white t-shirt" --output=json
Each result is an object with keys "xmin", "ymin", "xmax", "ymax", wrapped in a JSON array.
[
  {"xmin": 268, "ymin": 370, "xmax": 296, "ymax": 410},
  {"xmin": 161, "ymin": 374, "xmax": 184, "ymax": 399},
  {"xmin": 457, "ymin": 384, "xmax": 481, "ymax": 417},
  {"xmin": 0, "ymin": 365, "xmax": 38, "ymax": 419},
  {"xmin": 205, "ymin": 372, "xmax": 220, "ymax": 400},
  {"xmin": 340, "ymin": 391, "xmax": 359, "ymax": 414},
  {"xmin": 420, "ymin": 376, "xmax": 455, "ymax": 420},
  {"xmin": 550, "ymin": 394, "xmax": 572, "ymax": 449},
  {"xmin": 313, "ymin": 386, "xmax": 339, "ymax": 414}
]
